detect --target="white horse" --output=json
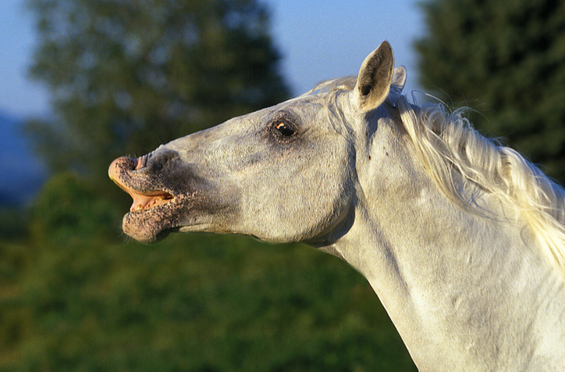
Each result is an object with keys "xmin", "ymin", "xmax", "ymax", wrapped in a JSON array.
[{"xmin": 109, "ymin": 41, "xmax": 565, "ymax": 371}]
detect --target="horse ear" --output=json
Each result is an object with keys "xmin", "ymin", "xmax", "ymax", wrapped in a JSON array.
[
  {"xmin": 386, "ymin": 66, "xmax": 407, "ymax": 106},
  {"xmin": 355, "ymin": 41, "xmax": 395, "ymax": 112}
]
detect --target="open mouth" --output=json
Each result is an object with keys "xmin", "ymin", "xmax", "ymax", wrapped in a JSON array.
[
  {"xmin": 109, "ymin": 155, "xmax": 182, "ymax": 243},
  {"xmin": 109, "ymin": 156, "xmax": 175, "ymax": 213},
  {"xmin": 127, "ymin": 189, "xmax": 174, "ymax": 212}
]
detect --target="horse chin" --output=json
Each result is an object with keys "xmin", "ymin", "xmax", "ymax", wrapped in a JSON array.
[{"xmin": 122, "ymin": 206, "xmax": 176, "ymax": 243}]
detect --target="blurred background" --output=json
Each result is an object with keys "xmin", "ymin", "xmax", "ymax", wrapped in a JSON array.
[{"xmin": 1, "ymin": 0, "xmax": 563, "ymax": 370}]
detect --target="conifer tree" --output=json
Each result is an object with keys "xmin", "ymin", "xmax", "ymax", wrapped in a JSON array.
[{"xmin": 415, "ymin": 0, "xmax": 565, "ymax": 182}]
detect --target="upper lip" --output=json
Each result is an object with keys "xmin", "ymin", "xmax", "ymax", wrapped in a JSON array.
[{"xmin": 109, "ymin": 156, "xmax": 175, "ymax": 212}]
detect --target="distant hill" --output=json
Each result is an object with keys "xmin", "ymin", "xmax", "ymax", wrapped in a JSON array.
[{"xmin": 0, "ymin": 112, "xmax": 47, "ymax": 207}]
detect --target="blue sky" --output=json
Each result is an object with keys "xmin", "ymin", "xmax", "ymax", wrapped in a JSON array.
[{"xmin": 0, "ymin": 0, "xmax": 424, "ymax": 119}]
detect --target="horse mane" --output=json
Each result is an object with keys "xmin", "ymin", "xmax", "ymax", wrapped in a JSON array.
[
  {"xmin": 396, "ymin": 95, "xmax": 565, "ymax": 278},
  {"xmin": 307, "ymin": 76, "xmax": 565, "ymax": 277}
]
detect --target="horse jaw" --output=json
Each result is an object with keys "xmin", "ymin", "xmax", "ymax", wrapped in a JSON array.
[{"xmin": 108, "ymin": 154, "xmax": 216, "ymax": 243}]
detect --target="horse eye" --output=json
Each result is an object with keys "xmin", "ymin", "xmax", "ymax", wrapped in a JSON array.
[{"xmin": 274, "ymin": 122, "xmax": 296, "ymax": 137}]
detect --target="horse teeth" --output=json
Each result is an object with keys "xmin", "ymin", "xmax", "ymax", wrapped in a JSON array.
[
  {"xmin": 131, "ymin": 204, "xmax": 143, "ymax": 212},
  {"xmin": 129, "ymin": 194, "xmax": 171, "ymax": 212}
]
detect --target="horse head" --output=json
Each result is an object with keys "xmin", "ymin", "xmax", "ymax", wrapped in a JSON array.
[{"xmin": 109, "ymin": 41, "xmax": 406, "ymax": 246}]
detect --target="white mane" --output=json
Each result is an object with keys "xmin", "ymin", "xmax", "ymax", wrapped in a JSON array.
[
  {"xmin": 310, "ymin": 77, "xmax": 565, "ymax": 277},
  {"xmin": 396, "ymin": 95, "xmax": 565, "ymax": 278}
]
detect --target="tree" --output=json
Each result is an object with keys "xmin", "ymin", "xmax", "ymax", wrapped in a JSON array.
[
  {"xmin": 415, "ymin": 0, "xmax": 565, "ymax": 182},
  {"xmin": 26, "ymin": 0, "xmax": 290, "ymax": 191}
]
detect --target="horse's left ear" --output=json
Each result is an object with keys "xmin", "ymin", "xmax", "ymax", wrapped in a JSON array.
[{"xmin": 354, "ymin": 41, "xmax": 395, "ymax": 112}]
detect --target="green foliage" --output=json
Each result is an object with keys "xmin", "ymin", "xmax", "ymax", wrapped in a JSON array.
[
  {"xmin": 0, "ymin": 208, "xmax": 30, "ymax": 242},
  {"xmin": 4, "ymin": 232, "xmax": 415, "ymax": 371},
  {"xmin": 26, "ymin": 0, "xmax": 290, "ymax": 191},
  {"xmin": 30, "ymin": 172, "xmax": 123, "ymax": 244},
  {"xmin": 415, "ymin": 0, "xmax": 565, "ymax": 182},
  {"xmin": 0, "ymin": 241, "xmax": 31, "ymax": 367}
]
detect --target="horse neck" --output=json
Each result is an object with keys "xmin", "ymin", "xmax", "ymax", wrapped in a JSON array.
[{"xmin": 330, "ymin": 117, "xmax": 565, "ymax": 371}]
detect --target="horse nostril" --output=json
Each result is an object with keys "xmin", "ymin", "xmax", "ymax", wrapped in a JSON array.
[
  {"xmin": 134, "ymin": 152, "xmax": 153, "ymax": 170},
  {"xmin": 145, "ymin": 149, "xmax": 179, "ymax": 172},
  {"xmin": 134, "ymin": 157, "xmax": 144, "ymax": 170}
]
